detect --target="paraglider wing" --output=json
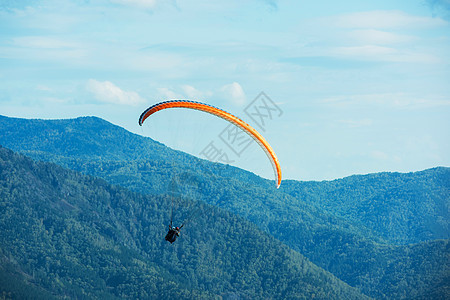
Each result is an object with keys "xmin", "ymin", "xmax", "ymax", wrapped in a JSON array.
[{"xmin": 139, "ymin": 100, "xmax": 282, "ymax": 188}]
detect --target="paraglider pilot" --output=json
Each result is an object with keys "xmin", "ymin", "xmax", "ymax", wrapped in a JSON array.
[{"xmin": 165, "ymin": 226, "xmax": 180, "ymax": 244}]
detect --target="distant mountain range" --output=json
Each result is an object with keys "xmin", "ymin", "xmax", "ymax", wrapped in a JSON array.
[{"xmin": 1, "ymin": 115, "xmax": 449, "ymax": 299}]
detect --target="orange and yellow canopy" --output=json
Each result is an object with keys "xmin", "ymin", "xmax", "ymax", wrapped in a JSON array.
[{"xmin": 139, "ymin": 100, "xmax": 282, "ymax": 188}]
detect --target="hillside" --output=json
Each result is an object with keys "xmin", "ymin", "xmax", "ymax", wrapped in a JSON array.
[
  {"xmin": 0, "ymin": 146, "xmax": 367, "ymax": 299},
  {"xmin": 1, "ymin": 115, "xmax": 448, "ymax": 245},
  {"xmin": 1, "ymin": 115, "xmax": 449, "ymax": 299},
  {"xmin": 281, "ymin": 168, "xmax": 450, "ymax": 244}
]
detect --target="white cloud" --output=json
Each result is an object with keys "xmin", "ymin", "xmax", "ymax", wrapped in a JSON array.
[
  {"xmin": 293, "ymin": 10, "xmax": 446, "ymax": 65},
  {"xmin": 332, "ymin": 10, "xmax": 447, "ymax": 29},
  {"xmin": 331, "ymin": 45, "xmax": 439, "ymax": 63},
  {"xmin": 321, "ymin": 93, "xmax": 450, "ymax": 109},
  {"xmin": 36, "ymin": 85, "xmax": 52, "ymax": 92},
  {"xmin": 181, "ymin": 85, "xmax": 212, "ymax": 100},
  {"xmin": 220, "ymin": 82, "xmax": 246, "ymax": 106},
  {"xmin": 335, "ymin": 45, "xmax": 396, "ymax": 57},
  {"xmin": 110, "ymin": 0, "xmax": 158, "ymax": 9},
  {"xmin": 155, "ymin": 85, "xmax": 212, "ymax": 100},
  {"xmin": 86, "ymin": 79, "xmax": 146, "ymax": 106},
  {"xmin": 347, "ymin": 29, "xmax": 415, "ymax": 45},
  {"xmin": 3, "ymin": 35, "xmax": 87, "ymax": 63},
  {"xmin": 157, "ymin": 87, "xmax": 183, "ymax": 99}
]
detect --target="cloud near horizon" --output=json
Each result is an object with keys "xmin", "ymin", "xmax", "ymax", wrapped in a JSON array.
[
  {"xmin": 220, "ymin": 82, "xmax": 246, "ymax": 106},
  {"xmin": 110, "ymin": 0, "xmax": 158, "ymax": 9},
  {"xmin": 86, "ymin": 79, "xmax": 146, "ymax": 106},
  {"xmin": 331, "ymin": 10, "xmax": 447, "ymax": 29}
]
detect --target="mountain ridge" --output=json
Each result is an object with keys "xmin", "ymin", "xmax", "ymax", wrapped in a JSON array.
[
  {"xmin": 0, "ymin": 145, "xmax": 368, "ymax": 299},
  {"xmin": 1, "ymin": 114, "xmax": 448, "ymax": 299}
]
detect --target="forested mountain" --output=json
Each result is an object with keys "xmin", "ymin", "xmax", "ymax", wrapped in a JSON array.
[
  {"xmin": 281, "ymin": 168, "xmax": 450, "ymax": 244},
  {"xmin": 0, "ymin": 146, "xmax": 366, "ymax": 299},
  {"xmin": 1, "ymin": 115, "xmax": 449, "ymax": 299}
]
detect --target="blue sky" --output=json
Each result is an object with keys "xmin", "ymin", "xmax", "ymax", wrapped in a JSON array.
[{"xmin": 1, "ymin": 0, "xmax": 449, "ymax": 182}]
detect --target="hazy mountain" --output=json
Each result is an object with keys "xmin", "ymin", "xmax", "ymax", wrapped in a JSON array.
[
  {"xmin": 1, "ymin": 115, "xmax": 449, "ymax": 299},
  {"xmin": 281, "ymin": 168, "xmax": 450, "ymax": 244}
]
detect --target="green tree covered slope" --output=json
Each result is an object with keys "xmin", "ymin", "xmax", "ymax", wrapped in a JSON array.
[
  {"xmin": 1, "ymin": 115, "xmax": 448, "ymax": 299},
  {"xmin": 0, "ymin": 146, "xmax": 367, "ymax": 299}
]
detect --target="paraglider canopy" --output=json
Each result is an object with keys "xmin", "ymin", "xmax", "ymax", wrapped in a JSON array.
[{"xmin": 139, "ymin": 100, "xmax": 282, "ymax": 188}]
